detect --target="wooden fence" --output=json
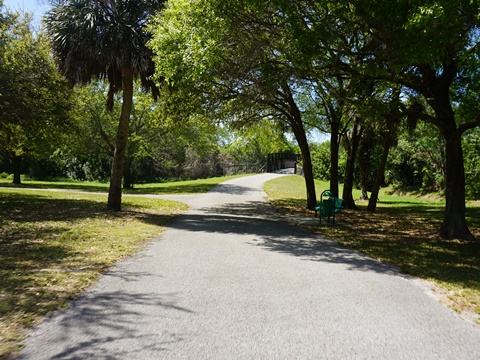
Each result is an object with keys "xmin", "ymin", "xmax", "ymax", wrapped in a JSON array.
[
  {"xmin": 222, "ymin": 162, "xmax": 266, "ymax": 176},
  {"xmin": 266, "ymin": 152, "xmax": 301, "ymax": 173}
]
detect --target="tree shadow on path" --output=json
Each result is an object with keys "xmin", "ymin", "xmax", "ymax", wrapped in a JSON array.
[
  {"xmin": 18, "ymin": 287, "xmax": 193, "ymax": 360},
  {"xmin": 169, "ymin": 200, "xmax": 397, "ymax": 275}
]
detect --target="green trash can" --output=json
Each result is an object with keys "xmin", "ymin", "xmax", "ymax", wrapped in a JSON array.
[
  {"xmin": 321, "ymin": 197, "xmax": 334, "ymax": 217},
  {"xmin": 315, "ymin": 189, "xmax": 333, "ymax": 223},
  {"xmin": 314, "ymin": 189, "xmax": 344, "ymax": 224}
]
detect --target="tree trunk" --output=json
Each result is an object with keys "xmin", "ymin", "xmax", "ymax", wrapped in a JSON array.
[
  {"xmin": 360, "ymin": 187, "xmax": 369, "ymax": 200},
  {"xmin": 422, "ymin": 65, "xmax": 474, "ymax": 240},
  {"xmin": 357, "ymin": 128, "xmax": 374, "ymax": 201},
  {"xmin": 439, "ymin": 130, "xmax": 474, "ymax": 239},
  {"xmin": 123, "ymin": 156, "xmax": 133, "ymax": 189},
  {"xmin": 12, "ymin": 154, "xmax": 22, "ymax": 184},
  {"xmin": 329, "ymin": 120, "xmax": 340, "ymax": 198},
  {"xmin": 342, "ymin": 119, "xmax": 362, "ymax": 209},
  {"xmin": 296, "ymin": 128, "xmax": 317, "ymax": 210},
  {"xmin": 283, "ymin": 84, "xmax": 317, "ymax": 210},
  {"xmin": 290, "ymin": 121, "xmax": 316, "ymax": 210},
  {"xmin": 368, "ymin": 128, "xmax": 392, "ymax": 212},
  {"xmin": 107, "ymin": 68, "xmax": 134, "ymax": 211}
]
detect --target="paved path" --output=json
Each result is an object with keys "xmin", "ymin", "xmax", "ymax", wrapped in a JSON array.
[{"xmin": 18, "ymin": 174, "xmax": 480, "ymax": 359}]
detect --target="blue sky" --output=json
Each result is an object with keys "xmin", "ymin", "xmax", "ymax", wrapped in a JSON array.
[{"xmin": 3, "ymin": 0, "xmax": 51, "ymax": 24}]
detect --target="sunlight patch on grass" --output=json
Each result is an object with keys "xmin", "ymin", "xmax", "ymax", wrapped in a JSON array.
[
  {"xmin": 125, "ymin": 175, "xmax": 250, "ymax": 194},
  {"xmin": 0, "ymin": 174, "xmax": 249, "ymax": 195}
]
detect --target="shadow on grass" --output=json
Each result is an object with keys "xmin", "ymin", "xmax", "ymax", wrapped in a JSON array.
[
  {"xmin": 377, "ymin": 200, "xmax": 442, "ymax": 206},
  {"xmin": 0, "ymin": 182, "xmax": 109, "ymax": 193},
  {"xmin": 0, "ymin": 191, "xmax": 177, "ymax": 223},
  {"xmin": 267, "ymin": 198, "xmax": 312, "ymax": 217},
  {"xmin": 125, "ymin": 183, "xmax": 218, "ymax": 195},
  {"xmin": 466, "ymin": 206, "xmax": 480, "ymax": 230},
  {"xmin": 0, "ymin": 179, "xmax": 223, "ymax": 195},
  {"xmin": 0, "ymin": 192, "xmax": 106, "ymax": 223},
  {"xmin": 338, "ymin": 209, "xmax": 479, "ymax": 292},
  {"xmin": 0, "ymin": 193, "xmax": 103, "ymax": 308},
  {"xmin": 0, "ymin": 190, "xmax": 179, "ymax": 358},
  {"xmin": 0, "ymin": 231, "xmax": 75, "ymax": 314}
]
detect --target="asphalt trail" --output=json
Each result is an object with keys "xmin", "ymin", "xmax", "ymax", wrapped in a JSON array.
[{"xmin": 18, "ymin": 173, "xmax": 480, "ymax": 359}]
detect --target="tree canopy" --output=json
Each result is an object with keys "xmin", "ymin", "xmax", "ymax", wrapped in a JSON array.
[
  {"xmin": 0, "ymin": 9, "xmax": 71, "ymax": 183},
  {"xmin": 147, "ymin": 0, "xmax": 480, "ymax": 239}
]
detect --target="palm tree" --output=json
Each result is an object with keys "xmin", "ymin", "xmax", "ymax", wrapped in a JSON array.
[{"xmin": 45, "ymin": 0, "xmax": 163, "ymax": 211}]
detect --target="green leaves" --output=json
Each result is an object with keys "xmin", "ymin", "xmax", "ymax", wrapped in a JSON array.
[
  {"xmin": 0, "ymin": 11, "xmax": 71, "ymax": 162},
  {"xmin": 44, "ymin": 0, "xmax": 164, "ymax": 106},
  {"xmin": 148, "ymin": 0, "xmax": 222, "ymax": 84}
]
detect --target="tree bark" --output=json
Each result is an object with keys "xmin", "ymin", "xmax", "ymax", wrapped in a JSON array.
[
  {"xmin": 342, "ymin": 119, "xmax": 362, "ymax": 209},
  {"xmin": 294, "ymin": 124, "xmax": 317, "ymax": 210},
  {"xmin": 329, "ymin": 120, "xmax": 340, "ymax": 198},
  {"xmin": 107, "ymin": 67, "xmax": 134, "ymax": 211},
  {"xmin": 283, "ymin": 84, "xmax": 317, "ymax": 210},
  {"xmin": 12, "ymin": 154, "xmax": 22, "ymax": 185},
  {"xmin": 357, "ymin": 128, "xmax": 374, "ymax": 201},
  {"xmin": 123, "ymin": 156, "xmax": 134, "ymax": 189},
  {"xmin": 367, "ymin": 127, "xmax": 392, "ymax": 212},
  {"xmin": 439, "ymin": 130, "xmax": 474, "ymax": 239},
  {"xmin": 420, "ymin": 65, "xmax": 474, "ymax": 240}
]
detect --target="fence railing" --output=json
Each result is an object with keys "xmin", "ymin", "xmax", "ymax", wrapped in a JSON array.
[
  {"xmin": 267, "ymin": 152, "xmax": 301, "ymax": 173},
  {"xmin": 222, "ymin": 163, "xmax": 266, "ymax": 176}
]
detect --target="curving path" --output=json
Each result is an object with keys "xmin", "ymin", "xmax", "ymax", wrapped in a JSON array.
[{"xmin": 18, "ymin": 173, "xmax": 480, "ymax": 359}]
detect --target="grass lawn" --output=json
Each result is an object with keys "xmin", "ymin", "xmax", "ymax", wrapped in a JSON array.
[
  {"xmin": 0, "ymin": 187, "xmax": 192, "ymax": 359},
  {"xmin": 265, "ymin": 175, "xmax": 480, "ymax": 325},
  {"xmin": 0, "ymin": 174, "xmax": 246, "ymax": 195}
]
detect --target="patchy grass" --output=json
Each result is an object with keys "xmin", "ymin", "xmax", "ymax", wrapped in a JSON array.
[
  {"xmin": 265, "ymin": 175, "xmax": 480, "ymax": 324},
  {"xmin": 0, "ymin": 178, "xmax": 110, "ymax": 193},
  {"xmin": 0, "ymin": 175, "xmax": 248, "ymax": 195},
  {"xmin": 125, "ymin": 175, "xmax": 250, "ymax": 194},
  {"xmin": 0, "ymin": 188, "xmax": 188, "ymax": 359}
]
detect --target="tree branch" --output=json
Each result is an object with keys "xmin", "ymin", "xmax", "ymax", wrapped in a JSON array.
[{"xmin": 458, "ymin": 118, "xmax": 480, "ymax": 135}]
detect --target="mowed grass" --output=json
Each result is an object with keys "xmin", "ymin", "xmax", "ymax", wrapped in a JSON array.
[
  {"xmin": 265, "ymin": 175, "xmax": 480, "ymax": 324},
  {"xmin": 0, "ymin": 174, "xmax": 246, "ymax": 195},
  {"xmin": 0, "ymin": 188, "xmax": 189, "ymax": 359}
]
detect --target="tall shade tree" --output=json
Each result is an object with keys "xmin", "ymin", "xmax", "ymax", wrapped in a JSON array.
[
  {"xmin": 0, "ymin": 10, "xmax": 71, "ymax": 184},
  {"xmin": 149, "ymin": 0, "xmax": 319, "ymax": 209},
  {"xmin": 45, "ymin": 0, "xmax": 164, "ymax": 211},
  {"xmin": 271, "ymin": 0, "xmax": 480, "ymax": 239},
  {"xmin": 345, "ymin": 0, "xmax": 480, "ymax": 239}
]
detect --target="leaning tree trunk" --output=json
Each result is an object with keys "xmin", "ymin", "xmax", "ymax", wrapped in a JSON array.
[
  {"xmin": 439, "ymin": 129, "xmax": 473, "ymax": 239},
  {"xmin": 12, "ymin": 154, "xmax": 22, "ymax": 185},
  {"xmin": 342, "ymin": 119, "xmax": 362, "ymax": 210},
  {"xmin": 283, "ymin": 84, "xmax": 317, "ymax": 210},
  {"xmin": 367, "ymin": 127, "xmax": 392, "ymax": 212},
  {"xmin": 294, "ymin": 124, "xmax": 317, "ymax": 210},
  {"xmin": 107, "ymin": 68, "xmax": 134, "ymax": 211}
]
